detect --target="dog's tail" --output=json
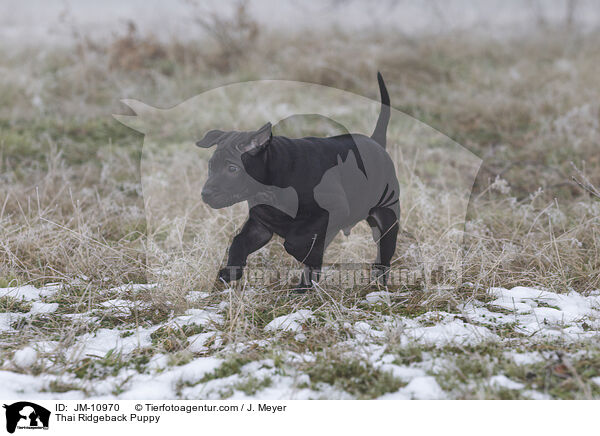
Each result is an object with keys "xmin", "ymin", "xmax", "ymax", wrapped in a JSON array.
[{"xmin": 371, "ymin": 71, "xmax": 390, "ymax": 148}]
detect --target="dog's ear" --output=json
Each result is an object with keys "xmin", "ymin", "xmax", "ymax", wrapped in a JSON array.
[
  {"xmin": 196, "ymin": 129, "xmax": 225, "ymax": 148},
  {"xmin": 237, "ymin": 122, "xmax": 272, "ymax": 156}
]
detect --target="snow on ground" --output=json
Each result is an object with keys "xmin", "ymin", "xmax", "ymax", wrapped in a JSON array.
[
  {"xmin": 0, "ymin": 284, "xmax": 59, "ymax": 301},
  {"xmin": 462, "ymin": 286, "xmax": 600, "ymax": 340},
  {"xmin": 399, "ymin": 317, "xmax": 498, "ymax": 345},
  {"xmin": 0, "ymin": 284, "xmax": 599, "ymax": 399},
  {"xmin": 265, "ymin": 310, "xmax": 313, "ymax": 332}
]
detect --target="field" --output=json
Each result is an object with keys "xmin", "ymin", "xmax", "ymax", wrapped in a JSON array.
[{"xmin": 1, "ymin": 2, "xmax": 600, "ymax": 399}]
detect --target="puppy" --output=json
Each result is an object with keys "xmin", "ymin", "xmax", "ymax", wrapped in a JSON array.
[{"xmin": 197, "ymin": 72, "xmax": 399, "ymax": 290}]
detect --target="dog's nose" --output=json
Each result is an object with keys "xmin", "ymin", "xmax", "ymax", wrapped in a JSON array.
[{"xmin": 202, "ymin": 188, "xmax": 216, "ymax": 203}]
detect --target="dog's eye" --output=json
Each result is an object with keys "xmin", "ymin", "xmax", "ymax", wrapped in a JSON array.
[{"xmin": 228, "ymin": 164, "xmax": 239, "ymax": 173}]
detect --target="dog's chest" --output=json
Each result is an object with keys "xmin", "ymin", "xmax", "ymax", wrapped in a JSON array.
[{"xmin": 250, "ymin": 205, "xmax": 296, "ymax": 237}]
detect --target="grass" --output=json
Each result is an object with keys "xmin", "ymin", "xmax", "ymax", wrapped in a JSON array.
[
  {"xmin": 233, "ymin": 375, "xmax": 273, "ymax": 396},
  {"xmin": 150, "ymin": 324, "xmax": 204, "ymax": 352},
  {"xmin": 199, "ymin": 356, "xmax": 253, "ymax": 383},
  {"xmin": 0, "ymin": 297, "xmax": 32, "ymax": 313},
  {"xmin": 306, "ymin": 355, "xmax": 406, "ymax": 399},
  {"xmin": 0, "ymin": 5, "xmax": 599, "ymax": 399},
  {"xmin": 72, "ymin": 347, "xmax": 154, "ymax": 380},
  {"xmin": 3, "ymin": 35, "xmax": 599, "ymax": 292},
  {"xmin": 44, "ymin": 380, "xmax": 87, "ymax": 394}
]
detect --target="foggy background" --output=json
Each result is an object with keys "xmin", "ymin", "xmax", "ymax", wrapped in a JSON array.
[{"xmin": 2, "ymin": 0, "xmax": 600, "ymax": 46}]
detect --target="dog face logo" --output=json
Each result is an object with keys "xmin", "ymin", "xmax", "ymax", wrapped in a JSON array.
[
  {"xmin": 196, "ymin": 122, "xmax": 273, "ymax": 209},
  {"xmin": 114, "ymin": 77, "xmax": 482, "ymax": 288},
  {"xmin": 3, "ymin": 402, "xmax": 50, "ymax": 433}
]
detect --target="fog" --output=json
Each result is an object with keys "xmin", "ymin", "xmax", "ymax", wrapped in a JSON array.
[{"xmin": 2, "ymin": 0, "xmax": 599, "ymax": 46}]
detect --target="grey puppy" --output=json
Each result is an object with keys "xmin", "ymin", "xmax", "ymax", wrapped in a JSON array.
[{"xmin": 197, "ymin": 72, "xmax": 399, "ymax": 290}]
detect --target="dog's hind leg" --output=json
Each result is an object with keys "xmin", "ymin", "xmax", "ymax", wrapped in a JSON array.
[
  {"xmin": 296, "ymin": 264, "xmax": 321, "ymax": 293},
  {"xmin": 218, "ymin": 217, "xmax": 273, "ymax": 283},
  {"xmin": 367, "ymin": 206, "xmax": 399, "ymax": 286}
]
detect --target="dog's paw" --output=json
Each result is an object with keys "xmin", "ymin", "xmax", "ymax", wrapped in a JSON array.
[
  {"xmin": 291, "ymin": 281, "xmax": 313, "ymax": 294},
  {"xmin": 371, "ymin": 264, "xmax": 390, "ymax": 287},
  {"xmin": 217, "ymin": 266, "xmax": 243, "ymax": 283}
]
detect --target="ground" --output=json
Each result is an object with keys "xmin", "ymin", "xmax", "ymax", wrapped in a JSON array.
[{"xmin": 1, "ymin": 283, "xmax": 599, "ymax": 399}]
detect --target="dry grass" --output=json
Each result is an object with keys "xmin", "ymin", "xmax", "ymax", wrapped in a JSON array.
[{"xmin": 1, "ymin": 21, "xmax": 599, "ymax": 293}]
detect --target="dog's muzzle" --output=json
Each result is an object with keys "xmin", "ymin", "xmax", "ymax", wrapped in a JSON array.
[
  {"xmin": 202, "ymin": 189, "xmax": 224, "ymax": 208},
  {"xmin": 202, "ymin": 188, "xmax": 244, "ymax": 209}
]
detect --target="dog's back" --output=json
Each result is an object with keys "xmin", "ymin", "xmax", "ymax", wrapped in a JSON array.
[{"xmin": 260, "ymin": 72, "xmax": 397, "ymax": 237}]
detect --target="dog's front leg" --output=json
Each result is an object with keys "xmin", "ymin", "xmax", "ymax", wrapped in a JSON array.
[
  {"xmin": 218, "ymin": 217, "xmax": 273, "ymax": 283},
  {"xmin": 283, "ymin": 217, "xmax": 329, "ymax": 292}
]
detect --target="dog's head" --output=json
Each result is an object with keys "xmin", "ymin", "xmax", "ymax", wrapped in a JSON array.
[{"xmin": 196, "ymin": 122, "xmax": 272, "ymax": 209}]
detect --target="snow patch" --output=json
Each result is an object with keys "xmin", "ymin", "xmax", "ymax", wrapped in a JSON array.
[
  {"xmin": 365, "ymin": 291, "xmax": 393, "ymax": 304},
  {"xmin": 0, "ymin": 285, "xmax": 43, "ymax": 301},
  {"xmin": 465, "ymin": 286, "xmax": 600, "ymax": 340},
  {"xmin": 70, "ymin": 327, "xmax": 153, "ymax": 359},
  {"xmin": 0, "ymin": 313, "xmax": 21, "ymax": 332},
  {"xmin": 12, "ymin": 347, "xmax": 38, "ymax": 368},
  {"xmin": 187, "ymin": 332, "xmax": 218, "ymax": 353},
  {"xmin": 29, "ymin": 302, "xmax": 59, "ymax": 314},
  {"xmin": 186, "ymin": 291, "xmax": 210, "ymax": 303},
  {"xmin": 265, "ymin": 310, "xmax": 312, "ymax": 332},
  {"xmin": 490, "ymin": 374, "xmax": 525, "ymax": 390},
  {"xmin": 504, "ymin": 351, "xmax": 544, "ymax": 366},
  {"xmin": 403, "ymin": 319, "xmax": 497, "ymax": 345}
]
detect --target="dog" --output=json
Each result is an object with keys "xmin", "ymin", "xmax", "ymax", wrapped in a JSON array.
[{"xmin": 196, "ymin": 72, "xmax": 399, "ymax": 290}]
